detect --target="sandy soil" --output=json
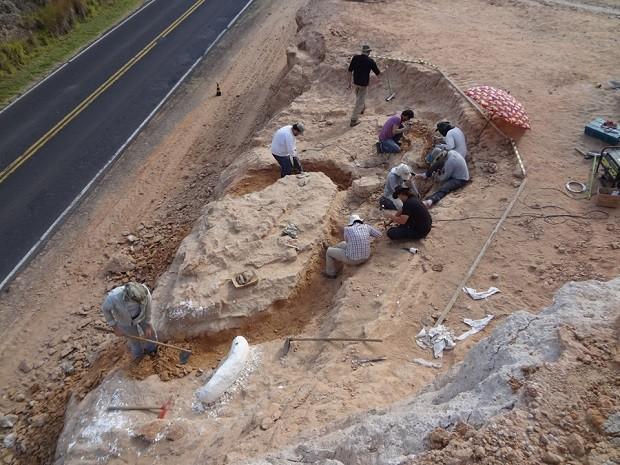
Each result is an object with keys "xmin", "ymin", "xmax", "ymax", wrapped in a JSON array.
[{"xmin": 0, "ymin": 0, "xmax": 618, "ymax": 464}]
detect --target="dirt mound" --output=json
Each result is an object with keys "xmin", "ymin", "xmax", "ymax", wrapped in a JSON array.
[{"xmin": 152, "ymin": 172, "xmax": 338, "ymax": 339}]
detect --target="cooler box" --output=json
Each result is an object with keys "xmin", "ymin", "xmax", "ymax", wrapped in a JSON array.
[{"xmin": 585, "ymin": 118, "xmax": 620, "ymax": 145}]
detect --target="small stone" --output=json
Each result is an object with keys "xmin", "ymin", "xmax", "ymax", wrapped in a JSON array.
[
  {"xmin": 29, "ymin": 413, "xmax": 48, "ymax": 428},
  {"xmin": 134, "ymin": 420, "xmax": 166, "ymax": 443},
  {"xmin": 0, "ymin": 415, "xmax": 18, "ymax": 429},
  {"xmin": 127, "ymin": 234, "xmax": 138, "ymax": 243},
  {"xmin": 541, "ymin": 451, "xmax": 563, "ymax": 464},
  {"xmin": 17, "ymin": 361, "xmax": 31, "ymax": 374},
  {"xmin": 13, "ymin": 393, "xmax": 25, "ymax": 403},
  {"xmin": 61, "ymin": 361, "xmax": 75, "ymax": 376},
  {"xmin": 429, "ymin": 428, "xmax": 451, "ymax": 449},
  {"xmin": 431, "ymin": 263, "xmax": 443, "ymax": 272},
  {"xmin": 491, "ymin": 273, "xmax": 499, "ymax": 280},
  {"xmin": 567, "ymin": 433, "xmax": 585, "ymax": 457},
  {"xmin": 3, "ymin": 433, "xmax": 16, "ymax": 448},
  {"xmin": 165, "ymin": 423, "xmax": 186, "ymax": 441}
]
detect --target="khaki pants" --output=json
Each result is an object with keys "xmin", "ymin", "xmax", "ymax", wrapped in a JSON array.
[
  {"xmin": 351, "ymin": 85, "xmax": 368, "ymax": 122},
  {"xmin": 325, "ymin": 242, "xmax": 366, "ymax": 276}
]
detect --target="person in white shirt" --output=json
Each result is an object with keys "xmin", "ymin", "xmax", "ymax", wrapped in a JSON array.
[
  {"xmin": 425, "ymin": 121, "xmax": 468, "ymax": 163},
  {"xmin": 271, "ymin": 123, "xmax": 305, "ymax": 177}
]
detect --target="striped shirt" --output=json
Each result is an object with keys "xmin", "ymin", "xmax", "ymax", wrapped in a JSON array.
[{"xmin": 344, "ymin": 223, "xmax": 382, "ymax": 261}]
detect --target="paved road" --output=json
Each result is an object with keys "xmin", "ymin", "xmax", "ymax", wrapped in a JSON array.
[{"xmin": 0, "ymin": 0, "xmax": 253, "ymax": 288}]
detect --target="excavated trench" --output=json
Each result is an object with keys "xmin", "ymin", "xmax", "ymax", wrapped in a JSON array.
[{"xmin": 43, "ymin": 47, "xmax": 527, "ymax": 465}]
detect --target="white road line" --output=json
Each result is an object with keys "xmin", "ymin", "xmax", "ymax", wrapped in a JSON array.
[
  {"xmin": 0, "ymin": 0, "xmax": 157, "ymax": 115},
  {"xmin": 0, "ymin": 0, "xmax": 257, "ymax": 292}
]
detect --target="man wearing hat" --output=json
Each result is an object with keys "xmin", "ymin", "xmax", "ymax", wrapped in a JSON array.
[
  {"xmin": 271, "ymin": 122, "xmax": 305, "ymax": 177},
  {"xmin": 379, "ymin": 163, "xmax": 419, "ymax": 210},
  {"xmin": 386, "ymin": 187, "xmax": 432, "ymax": 240},
  {"xmin": 426, "ymin": 121, "xmax": 468, "ymax": 163},
  {"xmin": 324, "ymin": 214, "xmax": 382, "ymax": 278},
  {"xmin": 417, "ymin": 149, "xmax": 470, "ymax": 207},
  {"xmin": 102, "ymin": 282, "xmax": 158, "ymax": 359},
  {"xmin": 348, "ymin": 44, "xmax": 381, "ymax": 127}
]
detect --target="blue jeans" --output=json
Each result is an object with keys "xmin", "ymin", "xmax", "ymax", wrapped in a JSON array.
[
  {"xmin": 119, "ymin": 322, "xmax": 158, "ymax": 359},
  {"xmin": 379, "ymin": 139, "xmax": 401, "ymax": 153},
  {"xmin": 273, "ymin": 154, "xmax": 303, "ymax": 177},
  {"xmin": 426, "ymin": 178, "xmax": 468, "ymax": 204}
]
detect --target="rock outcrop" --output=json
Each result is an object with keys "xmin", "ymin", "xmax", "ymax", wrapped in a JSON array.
[
  {"xmin": 152, "ymin": 172, "xmax": 338, "ymax": 339},
  {"xmin": 238, "ymin": 277, "xmax": 620, "ymax": 465}
]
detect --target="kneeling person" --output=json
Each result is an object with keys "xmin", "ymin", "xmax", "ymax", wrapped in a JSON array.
[
  {"xmin": 386, "ymin": 187, "xmax": 432, "ymax": 240},
  {"xmin": 325, "ymin": 214, "xmax": 381, "ymax": 278},
  {"xmin": 377, "ymin": 109, "xmax": 414, "ymax": 154}
]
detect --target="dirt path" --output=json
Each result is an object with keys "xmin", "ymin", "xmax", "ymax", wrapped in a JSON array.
[{"xmin": 0, "ymin": 0, "xmax": 619, "ymax": 464}]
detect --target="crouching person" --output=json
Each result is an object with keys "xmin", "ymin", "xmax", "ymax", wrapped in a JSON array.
[
  {"xmin": 324, "ymin": 214, "xmax": 381, "ymax": 278},
  {"xmin": 386, "ymin": 187, "xmax": 432, "ymax": 240},
  {"xmin": 417, "ymin": 149, "xmax": 470, "ymax": 208},
  {"xmin": 379, "ymin": 163, "xmax": 419, "ymax": 210},
  {"xmin": 102, "ymin": 282, "xmax": 158, "ymax": 360}
]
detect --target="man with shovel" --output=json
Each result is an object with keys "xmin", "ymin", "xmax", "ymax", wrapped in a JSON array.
[
  {"xmin": 348, "ymin": 44, "xmax": 381, "ymax": 127},
  {"xmin": 102, "ymin": 282, "xmax": 158, "ymax": 360}
]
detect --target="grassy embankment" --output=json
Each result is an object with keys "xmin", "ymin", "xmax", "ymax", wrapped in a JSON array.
[{"xmin": 0, "ymin": 0, "xmax": 143, "ymax": 107}]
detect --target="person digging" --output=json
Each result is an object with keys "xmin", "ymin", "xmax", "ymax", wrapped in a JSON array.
[
  {"xmin": 377, "ymin": 109, "xmax": 415, "ymax": 154},
  {"xmin": 102, "ymin": 282, "xmax": 158, "ymax": 360},
  {"xmin": 416, "ymin": 149, "xmax": 470, "ymax": 208},
  {"xmin": 271, "ymin": 122, "xmax": 305, "ymax": 177},
  {"xmin": 385, "ymin": 187, "xmax": 432, "ymax": 240},
  {"xmin": 379, "ymin": 163, "xmax": 419, "ymax": 211},
  {"xmin": 323, "ymin": 214, "xmax": 382, "ymax": 279}
]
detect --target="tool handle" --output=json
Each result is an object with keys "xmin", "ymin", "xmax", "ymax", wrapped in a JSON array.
[
  {"xmin": 290, "ymin": 337, "xmax": 383, "ymax": 343},
  {"xmin": 95, "ymin": 326, "xmax": 191, "ymax": 354},
  {"xmin": 107, "ymin": 406, "xmax": 160, "ymax": 411},
  {"xmin": 125, "ymin": 334, "xmax": 192, "ymax": 354}
]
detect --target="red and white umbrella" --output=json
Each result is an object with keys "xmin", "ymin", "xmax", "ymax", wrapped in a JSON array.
[{"xmin": 465, "ymin": 85, "xmax": 531, "ymax": 129}]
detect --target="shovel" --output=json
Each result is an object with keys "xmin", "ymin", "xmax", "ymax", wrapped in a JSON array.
[
  {"xmin": 282, "ymin": 337, "xmax": 383, "ymax": 357},
  {"xmin": 95, "ymin": 326, "xmax": 192, "ymax": 364}
]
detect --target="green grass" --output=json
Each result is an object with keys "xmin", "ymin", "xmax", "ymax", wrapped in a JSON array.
[{"xmin": 0, "ymin": 0, "xmax": 144, "ymax": 108}]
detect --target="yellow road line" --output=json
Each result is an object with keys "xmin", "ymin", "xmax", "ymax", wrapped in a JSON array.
[{"xmin": 0, "ymin": 0, "xmax": 205, "ymax": 185}]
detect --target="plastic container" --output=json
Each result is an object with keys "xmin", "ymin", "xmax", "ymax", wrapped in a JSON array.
[{"xmin": 596, "ymin": 187, "xmax": 620, "ymax": 208}]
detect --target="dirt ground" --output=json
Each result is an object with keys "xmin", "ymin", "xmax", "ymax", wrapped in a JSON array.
[{"xmin": 0, "ymin": 0, "xmax": 619, "ymax": 464}]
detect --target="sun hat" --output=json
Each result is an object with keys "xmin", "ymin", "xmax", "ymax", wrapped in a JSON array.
[
  {"xmin": 347, "ymin": 214, "xmax": 364, "ymax": 226},
  {"xmin": 394, "ymin": 163, "xmax": 412, "ymax": 181},
  {"xmin": 361, "ymin": 44, "xmax": 372, "ymax": 54},
  {"xmin": 293, "ymin": 122, "xmax": 305, "ymax": 134}
]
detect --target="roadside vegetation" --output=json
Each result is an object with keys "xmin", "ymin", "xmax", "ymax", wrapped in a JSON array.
[{"xmin": 0, "ymin": 0, "xmax": 143, "ymax": 107}]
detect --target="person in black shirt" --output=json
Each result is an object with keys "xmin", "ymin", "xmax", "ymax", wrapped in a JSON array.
[
  {"xmin": 348, "ymin": 44, "xmax": 380, "ymax": 127},
  {"xmin": 385, "ymin": 187, "xmax": 432, "ymax": 240}
]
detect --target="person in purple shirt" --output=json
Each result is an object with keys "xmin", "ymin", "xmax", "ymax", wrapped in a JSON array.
[{"xmin": 377, "ymin": 109, "xmax": 414, "ymax": 154}]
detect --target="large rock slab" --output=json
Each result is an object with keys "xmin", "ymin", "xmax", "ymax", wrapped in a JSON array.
[
  {"xmin": 152, "ymin": 172, "xmax": 338, "ymax": 339},
  {"xmin": 240, "ymin": 277, "xmax": 620, "ymax": 465}
]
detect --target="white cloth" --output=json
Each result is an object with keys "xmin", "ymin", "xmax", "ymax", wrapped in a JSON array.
[
  {"xmin": 439, "ymin": 127, "xmax": 468, "ymax": 159},
  {"xmin": 463, "ymin": 287, "xmax": 500, "ymax": 300},
  {"xmin": 415, "ymin": 325, "xmax": 456, "ymax": 359},
  {"xmin": 456, "ymin": 315, "xmax": 494, "ymax": 341},
  {"xmin": 271, "ymin": 125, "xmax": 297, "ymax": 158}
]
